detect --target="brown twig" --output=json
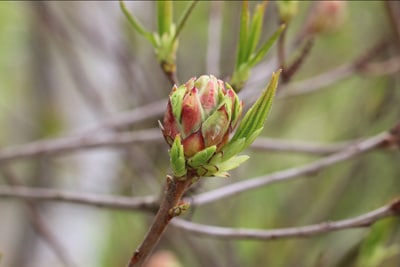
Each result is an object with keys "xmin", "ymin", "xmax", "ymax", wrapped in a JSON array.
[
  {"xmin": 126, "ymin": 175, "xmax": 196, "ymax": 267},
  {"xmin": 277, "ymin": 24, "xmax": 287, "ymax": 73},
  {"xmin": 0, "ymin": 129, "xmax": 162, "ymax": 164},
  {"xmin": 172, "ymin": 198, "xmax": 400, "ymax": 240},
  {"xmin": 359, "ymin": 56, "xmax": 400, "ymax": 76},
  {"xmin": 0, "ymin": 185, "xmax": 158, "ymax": 211},
  {"xmin": 161, "ymin": 61, "xmax": 179, "ymax": 86},
  {"xmin": 282, "ymin": 38, "xmax": 314, "ymax": 83}
]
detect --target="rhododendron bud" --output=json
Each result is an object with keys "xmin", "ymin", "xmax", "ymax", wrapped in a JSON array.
[
  {"xmin": 161, "ymin": 71, "xmax": 281, "ymax": 178},
  {"xmin": 305, "ymin": 1, "xmax": 347, "ymax": 35},
  {"xmin": 161, "ymin": 75, "xmax": 242, "ymax": 158}
]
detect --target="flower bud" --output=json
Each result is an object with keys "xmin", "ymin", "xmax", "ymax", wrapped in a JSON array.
[
  {"xmin": 276, "ymin": 1, "xmax": 299, "ymax": 23},
  {"xmin": 161, "ymin": 71, "xmax": 281, "ymax": 178},
  {"xmin": 305, "ymin": 1, "xmax": 347, "ymax": 36},
  {"xmin": 161, "ymin": 75, "xmax": 243, "ymax": 158}
]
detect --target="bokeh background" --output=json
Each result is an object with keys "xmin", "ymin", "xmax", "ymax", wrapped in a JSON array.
[{"xmin": 0, "ymin": 1, "xmax": 399, "ymax": 267}]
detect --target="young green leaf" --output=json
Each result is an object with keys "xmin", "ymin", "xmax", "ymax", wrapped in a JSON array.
[
  {"xmin": 248, "ymin": 24, "xmax": 286, "ymax": 67},
  {"xmin": 173, "ymin": 1, "xmax": 198, "ymax": 44},
  {"xmin": 169, "ymin": 135, "xmax": 187, "ymax": 177},
  {"xmin": 245, "ymin": 2, "xmax": 267, "ymax": 60},
  {"xmin": 157, "ymin": 1, "xmax": 173, "ymax": 37},
  {"xmin": 187, "ymin": 146, "xmax": 217, "ymax": 168},
  {"xmin": 231, "ymin": 70, "xmax": 281, "ymax": 143},
  {"xmin": 119, "ymin": 0, "xmax": 156, "ymax": 45},
  {"xmin": 214, "ymin": 155, "xmax": 250, "ymax": 176},
  {"xmin": 236, "ymin": 1, "xmax": 250, "ymax": 69}
]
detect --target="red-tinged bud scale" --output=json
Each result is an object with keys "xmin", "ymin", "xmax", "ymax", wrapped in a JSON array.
[{"xmin": 161, "ymin": 75, "xmax": 243, "ymax": 157}]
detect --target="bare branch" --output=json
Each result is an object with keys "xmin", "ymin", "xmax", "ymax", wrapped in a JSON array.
[
  {"xmin": 360, "ymin": 56, "xmax": 400, "ymax": 76},
  {"xmin": 172, "ymin": 198, "xmax": 400, "ymax": 240},
  {"xmin": 0, "ymin": 185, "xmax": 158, "ymax": 212},
  {"xmin": 0, "ymin": 129, "xmax": 161, "ymax": 163},
  {"xmin": 192, "ymin": 131, "xmax": 390, "ymax": 206},
  {"xmin": 127, "ymin": 175, "xmax": 195, "ymax": 267},
  {"xmin": 72, "ymin": 98, "xmax": 167, "ymax": 136},
  {"xmin": 277, "ymin": 63, "xmax": 353, "ymax": 98},
  {"xmin": 251, "ymin": 137, "xmax": 350, "ymax": 155}
]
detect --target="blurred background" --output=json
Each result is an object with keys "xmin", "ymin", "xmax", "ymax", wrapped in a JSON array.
[{"xmin": 0, "ymin": 1, "xmax": 399, "ymax": 267}]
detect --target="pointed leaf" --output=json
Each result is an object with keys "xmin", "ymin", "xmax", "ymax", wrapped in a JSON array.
[
  {"xmin": 174, "ymin": 1, "xmax": 198, "ymax": 44},
  {"xmin": 212, "ymin": 138, "xmax": 246, "ymax": 164},
  {"xmin": 119, "ymin": 0, "xmax": 156, "ymax": 45},
  {"xmin": 236, "ymin": 0, "xmax": 250, "ymax": 69},
  {"xmin": 231, "ymin": 70, "xmax": 281, "ymax": 143},
  {"xmin": 157, "ymin": 1, "xmax": 173, "ymax": 36},
  {"xmin": 245, "ymin": 2, "xmax": 267, "ymax": 60},
  {"xmin": 216, "ymin": 155, "xmax": 250, "ymax": 173},
  {"xmin": 169, "ymin": 135, "xmax": 186, "ymax": 177},
  {"xmin": 248, "ymin": 24, "xmax": 286, "ymax": 68},
  {"xmin": 187, "ymin": 145, "xmax": 217, "ymax": 168},
  {"xmin": 241, "ymin": 127, "xmax": 263, "ymax": 151}
]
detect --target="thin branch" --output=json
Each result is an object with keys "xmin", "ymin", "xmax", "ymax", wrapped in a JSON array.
[
  {"xmin": 126, "ymin": 175, "xmax": 195, "ymax": 267},
  {"xmin": 281, "ymin": 38, "xmax": 315, "ymax": 83},
  {"xmin": 0, "ymin": 129, "xmax": 161, "ymax": 163},
  {"xmin": 251, "ymin": 137, "xmax": 350, "ymax": 155},
  {"xmin": 359, "ymin": 56, "xmax": 400, "ymax": 76},
  {"xmin": 72, "ymin": 98, "xmax": 166, "ymax": 136},
  {"xmin": 277, "ymin": 25, "xmax": 287, "ymax": 71},
  {"xmin": 172, "ymin": 198, "xmax": 400, "ymax": 240},
  {"xmin": 277, "ymin": 62, "xmax": 353, "ymax": 98},
  {"xmin": 192, "ymin": 130, "xmax": 392, "ymax": 206},
  {"xmin": 0, "ymin": 185, "xmax": 158, "ymax": 212},
  {"xmin": 173, "ymin": 1, "xmax": 199, "ymax": 44},
  {"xmin": 1, "ymin": 168, "xmax": 78, "ymax": 267}
]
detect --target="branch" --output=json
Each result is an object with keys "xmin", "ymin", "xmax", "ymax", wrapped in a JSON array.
[
  {"xmin": 192, "ymin": 129, "xmax": 394, "ymax": 206},
  {"xmin": 0, "ymin": 185, "xmax": 158, "ymax": 212},
  {"xmin": 0, "ymin": 129, "xmax": 161, "ymax": 163},
  {"xmin": 171, "ymin": 198, "xmax": 400, "ymax": 240},
  {"xmin": 126, "ymin": 175, "xmax": 195, "ymax": 267},
  {"xmin": 71, "ymin": 98, "xmax": 166, "ymax": 136},
  {"xmin": 251, "ymin": 137, "xmax": 350, "ymax": 155},
  {"xmin": 277, "ymin": 62, "xmax": 353, "ymax": 98},
  {"xmin": 359, "ymin": 55, "xmax": 400, "ymax": 76}
]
